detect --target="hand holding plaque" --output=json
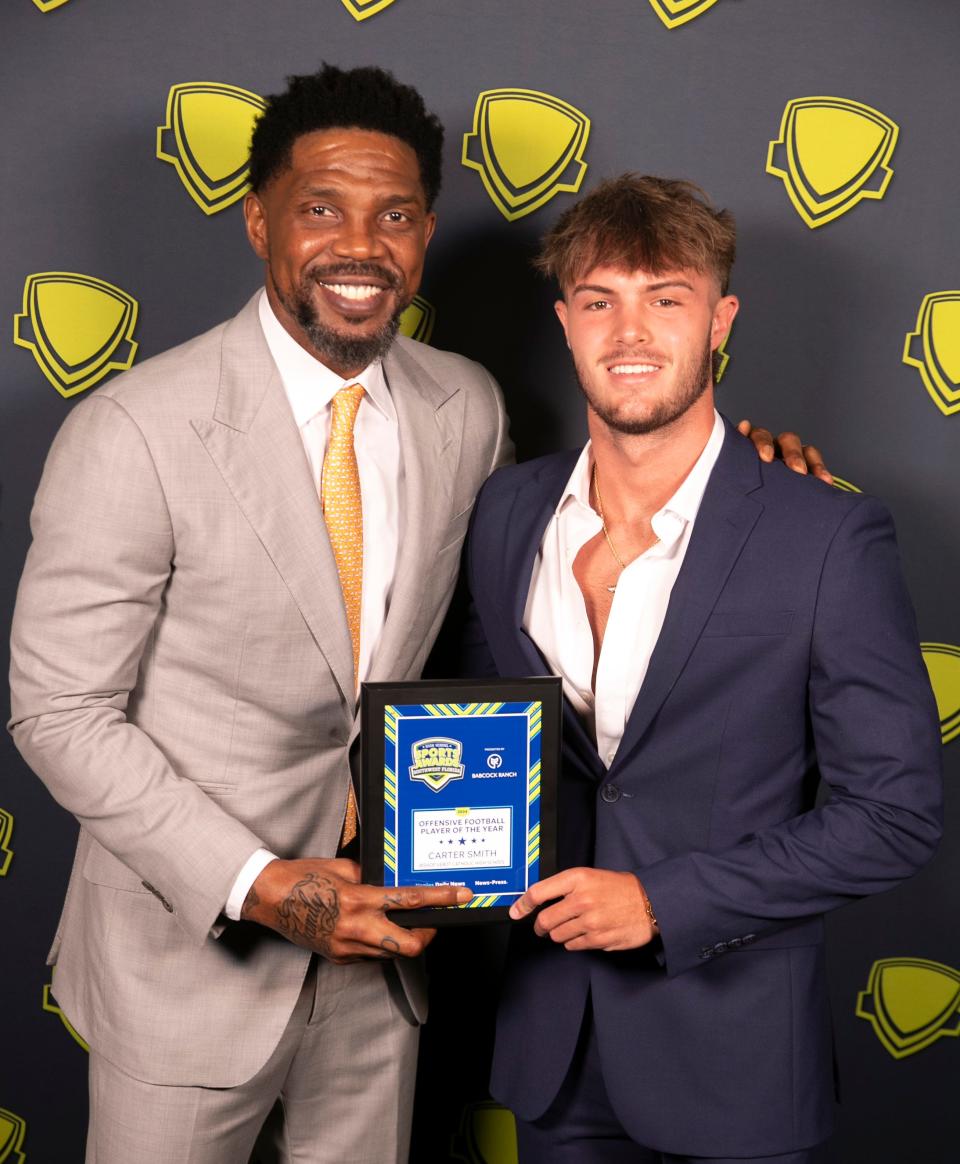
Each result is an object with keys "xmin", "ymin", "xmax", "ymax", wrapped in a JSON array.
[{"xmin": 361, "ymin": 678, "xmax": 561, "ymax": 925}]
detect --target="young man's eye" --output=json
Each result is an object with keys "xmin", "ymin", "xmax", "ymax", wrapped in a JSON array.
[{"xmin": 586, "ymin": 299, "xmax": 610, "ymax": 311}]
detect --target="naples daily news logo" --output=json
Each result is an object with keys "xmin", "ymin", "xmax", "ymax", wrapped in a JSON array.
[{"xmin": 409, "ymin": 738, "xmax": 465, "ymax": 793}]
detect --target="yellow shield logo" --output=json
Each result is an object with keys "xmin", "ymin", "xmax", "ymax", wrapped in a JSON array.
[
  {"xmin": 647, "ymin": 0, "xmax": 720, "ymax": 29},
  {"xmin": 856, "ymin": 957, "xmax": 960, "ymax": 1059},
  {"xmin": 714, "ymin": 333, "xmax": 731, "ymax": 384},
  {"xmin": 462, "ymin": 89, "xmax": 590, "ymax": 221},
  {"xmin": 766, "ymin": 97, "xmax": 898, "ymax": 229},
  {"xmin": 0, "ymin": 809, "xmax": 13, "ymax": 877},
  {"xmin": 398, "ymin": 296, "xmax": 436, "ymax": 344},
  {"xmin": 157, "ymin": 82, "xmax": 265, "ymax": 215},
  {"xmin": 0, "ymin": 1109, "xmax": 26, "ymax": 1164},
  {"xmin": 921, "ymin": 643, "xmax": 960, "ymax": 745},
  {"xmin": 43, "ymin": 980, "xmax": 89, "ymax": 1052},
  {"xmin": 831, "ymin": 477, "xmax": 861, "ymax": 493},
  {"xmin": 452, "ymin": 1100, "xmax": 518, "ymax": 1164},
  {"xmin": 340, "ymin": 0, "xmax": 398, "ymax": 18},
  {"xmin": 32, "ymin": 0, "xmax": 71, "ymax": 9},
  {"xmin": 14, "ymin": 272, "xmax": 139, "ymax": 399},
  {"xmin": 902, "ymin": 291, "xmax": 960, "ymax": 417}
]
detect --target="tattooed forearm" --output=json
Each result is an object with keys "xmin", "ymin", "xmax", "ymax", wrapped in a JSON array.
[{"xmin": 276, "ymin": 873, "xmax": 340, "ymax": 954}]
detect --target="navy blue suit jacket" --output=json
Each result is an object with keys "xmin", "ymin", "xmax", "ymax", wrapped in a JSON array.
[{"xmin": 461, "ymin": 419, "xmax": 942, "ymax": 1157}]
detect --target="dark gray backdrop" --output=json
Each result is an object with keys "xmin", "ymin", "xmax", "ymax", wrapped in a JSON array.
[{"xmin": 3, "ymin": 1, "xmax": 958, "ymax": 1161}]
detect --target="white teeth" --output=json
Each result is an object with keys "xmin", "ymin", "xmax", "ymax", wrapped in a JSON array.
[
  {"xmin": 609, "ymin": 363, "xmax": 659, "ymax": 374},
  {"xmin": 321, "ymin": 283, "xmax": 383, "ymax": 301}
]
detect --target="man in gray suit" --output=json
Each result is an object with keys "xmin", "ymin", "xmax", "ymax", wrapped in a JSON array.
[{"xmin": 9, "ymin": 64, "xmax": 510, "ymax": 1163}]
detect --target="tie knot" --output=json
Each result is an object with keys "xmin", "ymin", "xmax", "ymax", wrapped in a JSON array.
[{"xmin": 332, "ymin": 382, "xmax": 365, "ymax": 431}]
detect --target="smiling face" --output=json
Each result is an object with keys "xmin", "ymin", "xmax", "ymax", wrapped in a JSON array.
[
  {"xmin": 555, "ymin": 264, "xmax": 738, "ymax": 436},
  {"xmin": 244, "ymin": 127, "xmax": 436, "ymax": 376}
]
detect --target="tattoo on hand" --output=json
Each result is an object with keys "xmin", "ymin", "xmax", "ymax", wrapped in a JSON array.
[
  {"xmin": 240, "ymin": 885, "xmax": 260, "ymax": 921},
  {"xmin": 276, "ymin": 873, "xmax": 340, "ymax": 955},
  {"xmin": 379, "ymin": 935, "xmax": 400, "ymax": 955}
]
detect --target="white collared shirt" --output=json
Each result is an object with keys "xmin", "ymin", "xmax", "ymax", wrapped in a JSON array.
[
  {"xmin": 225, "ymin": 292, "xmax": 404, "ymax": 920},
  {"xmin": 523, "ymin": 411, "xmax": 725, "ymax": 769}
]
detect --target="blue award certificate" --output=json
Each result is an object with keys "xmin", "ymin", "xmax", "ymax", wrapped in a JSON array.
[{"xmin": 361, "ymin": 678, "xmax": 560, "ymax": 925}]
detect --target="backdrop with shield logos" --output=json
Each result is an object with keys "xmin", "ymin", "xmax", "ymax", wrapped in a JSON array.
[{"xmin": 2, "ymin": 2, "xmax": 958, "ymax": 1161}]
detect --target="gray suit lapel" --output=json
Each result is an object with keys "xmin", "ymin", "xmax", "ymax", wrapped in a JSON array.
[
  {"xmin": 190, "ymin": 296, "xmax": 355, "ymax": 706},
  {"xmin": 368, "ymin": 341, "xmax": 464, "ymax": 683}
]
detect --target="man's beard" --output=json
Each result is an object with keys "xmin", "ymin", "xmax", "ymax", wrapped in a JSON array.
[
  {"xmin": 282, "ymin": 262, "xmax": 406, "ymax": 372},
  {"xmin": 575, "ymin": 335, "xmax": 714, "ymax": 435}
]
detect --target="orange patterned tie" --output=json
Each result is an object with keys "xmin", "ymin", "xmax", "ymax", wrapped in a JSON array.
[{"xmin": 321, "ymin": 383, "xmax": 365, "ymax": 847}]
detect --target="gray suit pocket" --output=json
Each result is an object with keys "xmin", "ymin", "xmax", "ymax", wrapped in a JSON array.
[{"xmin": 82, "ymin": 840, "xmax": 150, "ymax": 894}]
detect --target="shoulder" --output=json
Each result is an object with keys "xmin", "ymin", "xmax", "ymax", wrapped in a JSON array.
[{"xmin": 477, "ymin": 449, "xmax": 580, "ymax": 507}]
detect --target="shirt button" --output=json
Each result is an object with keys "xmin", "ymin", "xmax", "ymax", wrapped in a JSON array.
[
  {"xmin": 600, "ymin": 784, "xmax": 621, "ymax": 803},
  {"xmin": 606, "ymin": 751, "xmax": 616, "ymax": 764}
]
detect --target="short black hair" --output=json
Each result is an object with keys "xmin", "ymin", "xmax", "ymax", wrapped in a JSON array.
[{"xmin": 249, "ymin": 63, "xmax": 444, "ymax": 208}]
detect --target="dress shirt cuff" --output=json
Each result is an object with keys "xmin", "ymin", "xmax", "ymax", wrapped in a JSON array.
[{"xmin": 225, "ymin": 848, "xmax": 278, "ymax": 921}]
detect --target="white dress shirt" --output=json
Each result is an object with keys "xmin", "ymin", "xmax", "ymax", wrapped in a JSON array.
[
  {"xmin": 224, "ymin": 292, "xmax": 404, "ymax": 919},
  {"xmin": 523, "ymin": 411, "xmax": 725, "ymax": 770}
]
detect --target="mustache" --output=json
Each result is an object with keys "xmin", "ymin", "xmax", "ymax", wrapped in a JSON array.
[
  {"xmin": 309, "ymin": 262, "xmax": 401, "ymax": 291},
  {"xmin": 600, "ymin": 349, "xmax": 670, "ymax": 366}
]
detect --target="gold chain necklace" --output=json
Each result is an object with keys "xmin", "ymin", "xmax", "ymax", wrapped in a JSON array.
[{"xmin": 592, "ymin": 463, "xmax": 626, "ymax": 593}]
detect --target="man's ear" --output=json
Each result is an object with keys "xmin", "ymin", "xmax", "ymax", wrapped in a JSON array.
[
  {"xmin": 243, "ymin": 191, "xmax": 269, "ymax": 261},
  {"xmin": 711, "ymin": 294, "xmax": 739, "ymax": 350},
  {"xmin": 555, "ymin": 298, "xmax": 570, "ymax": 348}
]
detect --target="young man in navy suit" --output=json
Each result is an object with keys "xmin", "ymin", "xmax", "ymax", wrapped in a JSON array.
[{"xmin": 461, "ymin": 175, "xmax": 942, "ymax": 1162}]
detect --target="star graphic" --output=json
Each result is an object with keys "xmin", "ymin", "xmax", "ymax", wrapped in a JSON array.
[{"xmin": 459, "ymin": 838, "xmax": 467, "ymax": 845}]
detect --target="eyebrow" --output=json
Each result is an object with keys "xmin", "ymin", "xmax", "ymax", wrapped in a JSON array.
[
  {"xmin": 570, "ymin": 278, "xmax": 695, "ymax": 296},
  {"xmin": 296, "ymin": 185, "xmax": 422, "ymax": 206}
]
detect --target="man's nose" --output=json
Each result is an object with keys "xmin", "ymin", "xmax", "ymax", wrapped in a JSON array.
[
  {"xmin": 332, "ymin": 214, "xmax": 386, "ymax": 260},
  {"xmin": 615, "ymin": 307, "xmax": 651, "ymax": 346}
]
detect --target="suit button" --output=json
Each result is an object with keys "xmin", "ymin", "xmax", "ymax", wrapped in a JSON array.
[
  {"xmin": 698, "ymin": 947, "xmax": 713, "ymax": 960},
  {"xmin": 728, "ymin": 937, "xmax": 743, "ymax": 949},
  {"xmin": 742, "ymin": 933, "xmax": 757, "ymax": 945},
  {"xmin": 713, "ymin": 942, "xmax": 728, "ymax": 955},
  {"xmin": 600, "ymin": 784, "xmax": 621, "ymax": 803}
]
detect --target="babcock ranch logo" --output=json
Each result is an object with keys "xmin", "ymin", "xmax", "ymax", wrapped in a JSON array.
[
  {"xmin": 14, "ymin": 272, "xmax": 139, "ymax": 398},
  {"xmin": 767, "ymin": 97, "xmax": 898, "ymax": 228},
  {"xmin": 857, "ymin": 958, "xmax": 960, "ymax": 1059}
]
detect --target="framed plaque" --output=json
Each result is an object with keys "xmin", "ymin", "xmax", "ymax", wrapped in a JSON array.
[{"xmin": 361, "ymin": 677, "xmax": 561, "ymax": 926}]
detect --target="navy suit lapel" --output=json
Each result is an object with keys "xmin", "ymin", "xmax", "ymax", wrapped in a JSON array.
[{"xmin": 612, "ymin": 421, "xmax": 765, "ymax": 771}]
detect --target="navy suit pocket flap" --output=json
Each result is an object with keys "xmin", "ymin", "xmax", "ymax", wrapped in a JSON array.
[{"xmin": 701, "ymin": 610, "xmax": 794, "ymax": 637}]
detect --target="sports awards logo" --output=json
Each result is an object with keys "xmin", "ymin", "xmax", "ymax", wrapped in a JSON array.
[
  {"xmin": 462, "ymin": 89, "xmax": 590, "ymax": 221},
  {"xmin": 903, "ymin": 291, "xmax": 960, "ymax": 417},
  {"xmin": 32, "ymin": 0, "xmax": 70, "ymax": 9},
  {"xmin": 157, "ymin": 83, "xmax": 265, "ymax": 215},
  {"xmin": 857, "ymin": 958, "xmax": 960, "ymax": 1059},
  {"xmin": 409, "ymin": 737, "xmax": 465, "ymax": 793},
  {"xmin": 398, "ymin": 295, "xmax": 436, "ymax": 344},
  {"xmin": 831, "ymin": 477, "xmax": 861, "ymax": 493},
  {"xmin": 14, "ymin": 272, "xmax": 139, "ymax": 398},
  {"xmin": 920, "ymin": 643, "xmax": 960, "ymax": 745},
  {"xmin": 43, "ymin": 979, "xmax": 89, "ymax": 1051},
  {"xmin": 0, "ymin": 1109, "xmax": 26, "ymax": 1164},
  {"xmin": 0, "ymin": 810, "xmax": 13, "ymax": 877},
  {"xmin": 647, "ymin": 0, "xmax": 720, "ymax": 28},
  {"xmin": 340, "ymin": 0, "xmax": 398, "ymax": 18},
  {"xmin": 452, "ymin": 1100, "xmax": 518, "ymax": 1164},
  {"xmin": 766, "ymin": 97, "xmax": 898, "ymax": 229}
]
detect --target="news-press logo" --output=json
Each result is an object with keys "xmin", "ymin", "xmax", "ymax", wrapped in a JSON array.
[
  {"xmin": 647, "ymin": 0, "xmax": 720, "ymax": 28},
  {"xmin": 857, "ymin": 958, "xmax": 960, "ymax": 1059},
  {"xmin": 462, "ymin": 89, "xmax": 590, "ymax": 221},
  {"xmin": 0, "ymin": 1109, "xmax": 26, "ymax": 1164},
  {"xmin": 340, "ymin": 0, "xmax": 397, "ymax": 18},
  {"xmin": 398, "ymin": 295, "xmax": 436, "ymax": 344},
  {"xmin": 409, "ymin": 738, "xmax": 465, "ymax": 793},
  {"xmin": 0, "ymin": 810, "xmax": 13, "ymax": 877},
  {"xmin": 452, "ymin": 1100, "xmax": 518, "ymax": 1164},
  {"xmin": 921, "ymin": 643, "xmax": 960, "ymax": 745},
  {"xmin": 157, "ymin": 83, "xmax": 265, "ymax": 215},
  {"xmin": 43, "ymin": 979, "xmax": 89, "ymax": 1052},
  {"xmin": 14, "ymin": 272, "xmax": 139, "ymax": 398},
  {"xmin": 903, "ymin": 292, "xmax": 960, "ymax": 417},
  {"xmin": 766, "ymin": 97, "xmax": 898, "ymax": 229}
]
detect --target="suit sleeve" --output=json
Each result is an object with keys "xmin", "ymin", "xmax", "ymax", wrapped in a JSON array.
[
  {"xmin": 9, "ymin": 395, "xmax": 265, "ymax": 945},
  {"xmin": 640, "ymin": 496, "xmax": 943, "ymax": 977}
]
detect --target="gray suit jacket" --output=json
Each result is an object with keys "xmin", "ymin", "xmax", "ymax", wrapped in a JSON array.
[{"xmin": 9, "ymin": 292, "xmax": 511, "ymax": 1086}]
